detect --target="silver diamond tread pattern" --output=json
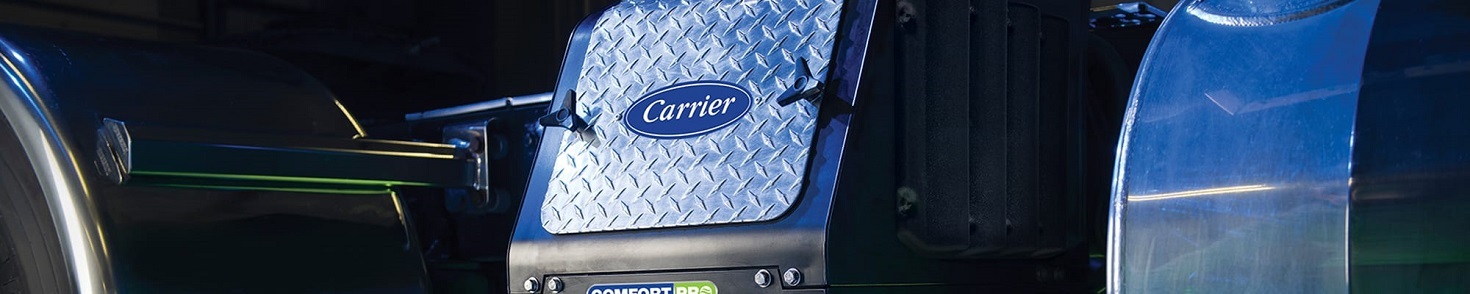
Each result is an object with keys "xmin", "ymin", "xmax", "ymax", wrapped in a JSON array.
[{"xmin": 541, "ymin": 0, "xmax": 844, "ymax": 234}]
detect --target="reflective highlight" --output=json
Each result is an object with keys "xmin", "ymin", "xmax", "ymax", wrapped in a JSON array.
[
  {"xmin": 1186, "ymin": 0, "xmax": 1355, "ymax": 27},
  {"xmin": 130, "ymin": 171, "xmax": 429, "ymax": 187},
  {"xmin": 0, "ymin": 44, "xmax": 111, "ymax": 293},
  {"xmin": 1127, "ymin": 184, "xmax": 1275, "ymax": 202}
]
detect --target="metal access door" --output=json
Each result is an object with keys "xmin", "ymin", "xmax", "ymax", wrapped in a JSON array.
[{"xmin": 537, "ymin": 0, "xmax": 844, "ymax": 234}]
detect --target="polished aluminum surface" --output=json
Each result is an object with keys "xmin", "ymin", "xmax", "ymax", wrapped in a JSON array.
[
  {"xmin": 540, "ymin": 0, "xmax": 843, "ymax": 234},
  {"xmin": 1108, "ymin": 0, "xmax": 1378, "ymax": 292},
  {"xmin": 0, "ymin": 40, "xmax": 112, "ymax": 294}
]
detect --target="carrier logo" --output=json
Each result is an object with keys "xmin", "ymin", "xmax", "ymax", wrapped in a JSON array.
[
  {"xmin": 587, "ymin": 281, "xmax": 717, "ymax": 294},
  {"xmin": 623, "ymin": 81, "xmax": 752, "ymax": 139}
]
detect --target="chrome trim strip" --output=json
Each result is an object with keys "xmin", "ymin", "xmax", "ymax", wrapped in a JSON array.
[{"xmin": 403, "ymin": 92, "xmax": 554, "ymax": 121}]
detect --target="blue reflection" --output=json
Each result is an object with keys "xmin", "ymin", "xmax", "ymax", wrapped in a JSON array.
[{"xmin": 1110, "ymin": 0, "xmax": 1380, "ymax": 292}]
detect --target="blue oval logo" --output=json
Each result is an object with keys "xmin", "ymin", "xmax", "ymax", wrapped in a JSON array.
[{"xmin": 623, "ymin": 81, "xmax": 752, "ymax": 139}]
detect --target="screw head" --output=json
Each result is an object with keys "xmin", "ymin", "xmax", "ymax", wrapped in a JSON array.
[
  {"xmin": 754, "ymin": 269, "xmax": 773, "ymax": 288},
  {"xmin": 524, "ymin": 277, "xmax": 540, "ymax": 292},
  {"xmin": 546, "ymin": 277, "xmax": 565, "ymax": 293},
  {"xmin": 782, "ymin": 268, "xmax": 803, "ymax": 286}
]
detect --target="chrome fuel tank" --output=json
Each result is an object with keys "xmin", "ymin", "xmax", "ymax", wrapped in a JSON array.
[{"xmin": 1111, "ymin": 0, "xmax": 1470, "ymax": 292}]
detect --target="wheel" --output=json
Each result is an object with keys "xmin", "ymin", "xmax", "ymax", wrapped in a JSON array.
[{"xmin": 0, "ymin": 110, "xmax": 71, "ymax": 294}]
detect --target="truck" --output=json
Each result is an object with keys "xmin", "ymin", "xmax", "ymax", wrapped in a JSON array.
[{"xmin": 0, "ymin": 0, "xmax": 1464, "ymax": 293}]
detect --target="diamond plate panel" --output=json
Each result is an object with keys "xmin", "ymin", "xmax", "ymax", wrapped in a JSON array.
[{"xmin": 540, "ymin": 0, "xmax": 844, "ymax": 234}]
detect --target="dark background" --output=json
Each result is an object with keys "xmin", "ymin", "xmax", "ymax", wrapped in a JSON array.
[
  {"xmin": 0, "ymin": 1, "xmax": 1171, "ymax": 292},
  {"xmin": 0, "ymin": 0, "xmax": 620, "ymax": 125},
  {"xmin": 0, "ymin": 0, "xmax": 1176, "ymax": 125}
]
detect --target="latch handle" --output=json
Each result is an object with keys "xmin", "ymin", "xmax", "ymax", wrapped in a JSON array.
[
  {"xmin": 776, "ymin": 57, "xmax": 824, "ymax": 106},
  {"xmin": 539, "ymin": 89, "xmax": 590, "ymax": 132}
]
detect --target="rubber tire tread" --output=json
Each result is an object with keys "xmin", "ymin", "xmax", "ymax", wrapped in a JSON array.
[{"xmin": 0, "ymin": 109, "xmax": 71, "ymax": 294}]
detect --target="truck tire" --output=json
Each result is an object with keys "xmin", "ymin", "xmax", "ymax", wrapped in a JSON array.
[{"xmin": 0, "ymin": 111, "xmax": 72, "ymax": 294}]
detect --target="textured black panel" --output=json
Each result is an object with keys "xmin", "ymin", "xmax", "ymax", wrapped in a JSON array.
[
  {"xmin": 969, "ymin": 0, "xmax": 1012, "ymax": 254},
  {"xmin": 895, "ymin": 0, "xmax": 1084, "ymax": 258},
  {"xmin": 896, "ymin": 0, "xmax": 973, "ymax": 251}
]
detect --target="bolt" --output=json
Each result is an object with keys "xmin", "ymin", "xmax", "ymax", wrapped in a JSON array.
[
  {"xmin": 546, "ymin": 277, "xmax": 564, "ymax": 293},
  {"xmin": 896, "ymin": 0, "xmax": 917, "ymax": 25},
  {"xmin": 782, "ymin": 268, "xmax": 803, "ymax": 286},
  {"xmin": 897, "ymin": 187, "xmax": 919, "ymax": 218},
  {"xmin": 524, "ymin": 277, "xmax": 540, "ymax": 293},
  {"xmin": 754, "ymin": 269, "xmax": 773, "ymax": 288}
]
